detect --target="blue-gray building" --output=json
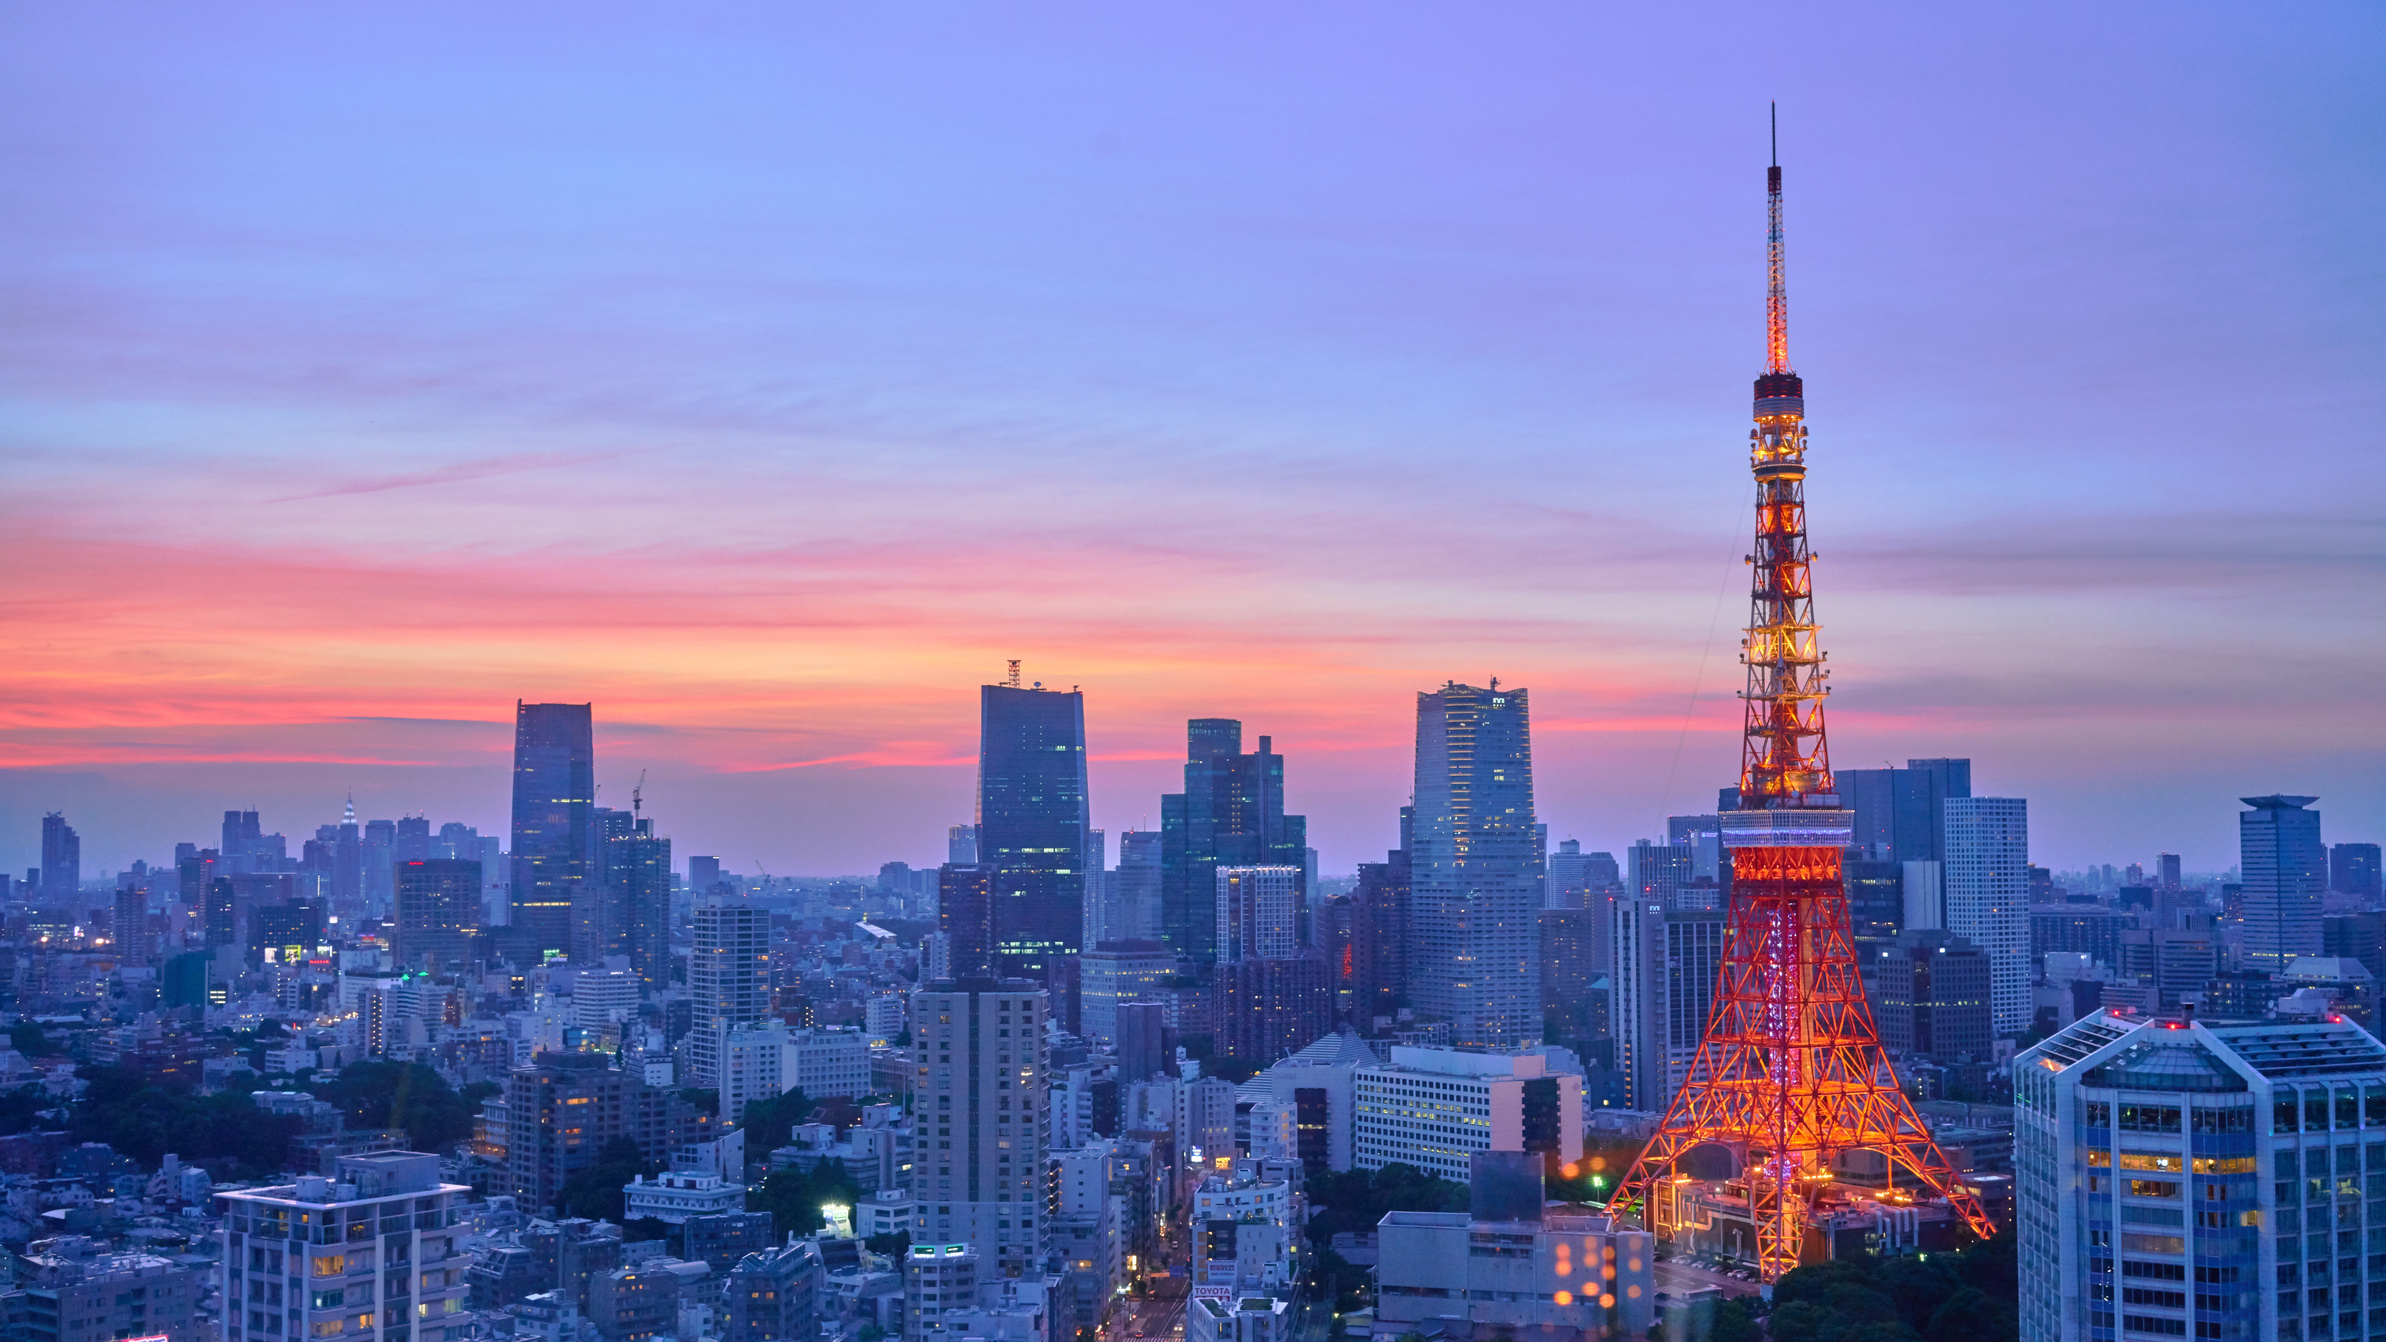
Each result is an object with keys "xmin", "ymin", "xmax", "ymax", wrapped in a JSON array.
[
  {"xmin": 1411, "ymin": 681, "xmax": 1540, "ymax": 1049},
  {"xmin": 509, "ymin": 700, "xmax": 596, "ymax": 956},
  {"xmin": 2243, "ymin": 795, "xmax": 2326, "ymax": 973},
  {"xmin": 2017, "ymin": 1009, "xmax": 2386, "ymax": 1342},
  {"xmin": 977, "ymin": 680, "xmax": 1090, "ymax": 979}
]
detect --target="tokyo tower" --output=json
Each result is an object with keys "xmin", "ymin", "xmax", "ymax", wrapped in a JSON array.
[{"xmin": 1605, "ymin": 112, "xmax": 1993, "ymax": 1283}]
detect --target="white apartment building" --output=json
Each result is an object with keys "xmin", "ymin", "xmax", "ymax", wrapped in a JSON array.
[
  {"xmin": 788, "ymin": 1026, "xmax": 871, "ymax": 1099},
  {"xmin": 217, "ymin": 1151, "xmax": 471, "ymax": 1342},
  {"xmin": 1944, "ymin": 797, "xmax": 2030, "ymax": 1036},
  {"xmin": 1353, "ymin": 1047, "xmax": 1583, "ymax": 1181},
  {"xmin": 622, "ymin": 1169, "xmax": 746, "ymax": 1224}
]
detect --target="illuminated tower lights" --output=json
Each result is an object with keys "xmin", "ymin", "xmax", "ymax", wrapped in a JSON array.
[{"xmin": 1607, "ymin": 115, "xmax": 1993, "ymax": 1283}]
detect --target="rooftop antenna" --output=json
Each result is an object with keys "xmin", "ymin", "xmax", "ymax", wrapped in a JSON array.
[{"xmin": 1005, "ymin": 660, "xmax": 1022, "ymax": 688}]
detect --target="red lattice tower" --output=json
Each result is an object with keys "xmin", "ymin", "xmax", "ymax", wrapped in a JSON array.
[{"xmin": 1605, "ymin": 114, "xmax": 1993, "ymax": 1283}]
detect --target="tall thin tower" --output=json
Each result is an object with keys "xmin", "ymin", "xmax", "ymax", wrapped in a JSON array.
[{"xmin": 1608, "ymin": 114, "xmax": 1991, "ymax": 1282}]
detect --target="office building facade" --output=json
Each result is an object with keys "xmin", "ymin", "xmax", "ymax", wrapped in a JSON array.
[
  {"xmin": 1608, "ymin": 898, "xmax": 1726, "ymax": 1111},
  {"xmin": 1160, "ymin": 720, "xmax": 1309, "ymax": 964},
  {"xmin": 691, "ymin": 903, "xmax": 772, "ymax": 1088},
  {"xmin": 1352, "ymin": 1046, "xmax": 1582, "ymax": 1181},
  {"xmin": 977, "ymin": 682, "xmax": 1091, "ymax": 979},
  {"xmin": 2015, "ymin": 1011, "xmax": 2386, "ymax": 1342},
  {"xmin": 1410, "ymin": 683, "xmax": 1541, "ymax": 1048},
  {"xmin": 1873, "ymin": 929, "xmax": 1993, "ymax": 1065},
  {"xmin": 509, "ymin": 701, "xmax": 597, "ymax": 955},
  {"xmin": 394, "ymin": 858, "xmax": 481, "ymax": 970},
  {"xmin": 41, "ymin": 812, "xmax": 79, "ymax": 898},
  {"xmin": 2243, "ymin": 795, "xmax": 2327, "ymax": 973}
]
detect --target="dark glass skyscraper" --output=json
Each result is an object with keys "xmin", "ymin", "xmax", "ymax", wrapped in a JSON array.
[
  {"xmin": 39, "ymin": 812, "xmax": 79, "ymax": 899},
  {"xmin": 1159, "ymin": 720, "xmax": 1308, "ymax": 964},
  {"xmin": 511, "ymin": 701, "xmax": 596, "ymax": 956},
  {"xmin": 976, "ymin": 681, "xmax": 1090, "ymax": 979},
  {"xmin": 609, "ymin": 813, "xmax": 673, "ymax": 987}
]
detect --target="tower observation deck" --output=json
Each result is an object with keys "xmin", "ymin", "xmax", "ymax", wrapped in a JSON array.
[{"xmin": 1606, "ymin": 115, "xmax": 1994, "ymax": 1284}]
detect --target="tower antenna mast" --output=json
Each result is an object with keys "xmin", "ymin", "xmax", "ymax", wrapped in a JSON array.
[{"xmin": 1607, "ymin": 115, "xmax": 1993, "ymax": 1282}]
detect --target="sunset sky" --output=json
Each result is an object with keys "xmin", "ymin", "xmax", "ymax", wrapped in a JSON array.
[{"xmin": 3, "ymin": 4, "xmax": 2380, "ymax": 878}]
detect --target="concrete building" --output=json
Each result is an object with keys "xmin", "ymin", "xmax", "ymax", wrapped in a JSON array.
[
  {"xmin": 1217, "ymin": 866, "xmax": 1302, "ymax": 965},
  {"xmin": 1187, "ymin": 1290, "xmax": 1290, "ymax": 1342},
  {"xmin": 909, "ymin": 978, "xmax": 1050, "ymax": 1279},
  {"xmin": 1237, "ymin": 1031, "xmax": 1379, "ymax": 1173},
  {"xmin": 723, "ymin": 1238, "xmax": 824, "ymax": 1342},
  {"xmin": 12, "ymin": 1237, "xmax": 197, "ymax": 1342},
  {"xmin": 623, "ymin": 1169, "xmax": 746, "ymax": 1223},
  {"xmin": 1873, "ymin": 929, "xmax": 1993, "ymax": 1066},
  {"xmin": 1191, "ymin": 1163, "xmax": 1301, "ymax": 1290},
  {"xmin": 1943, "ymin": 796, "xmax": 2031, "ymax": 1036},
  {"xmin": 786, "ymin": 1026, "xmax": 871, "ymax": 1100},
  {"xmin": 2242, "ymin": 795, "xmax": 2326, "ymax": 972},
  {"xmin": 217, "ymin": 1151, "xmax": 472, "ymax": 1342},
  {"xmin": 1374, "ymin": 1210, "xmax": 1655, "ymax": 1338},
  {"xmin": 1608, "ymin": 898, "xmax": 1725, "ymax": 1112},
  {"xmin": 1352, "ymin": 1047, "xmax": 1583, "ymax": 1181},
  {"xmin": 2014, "ymin": 1009, "xmax": 2386, "ymax": 1342}
]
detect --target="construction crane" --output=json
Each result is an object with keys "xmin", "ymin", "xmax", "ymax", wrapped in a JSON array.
[{"xmin": 632, "ymin": 770, "xmax": 646, "ymax": 820}]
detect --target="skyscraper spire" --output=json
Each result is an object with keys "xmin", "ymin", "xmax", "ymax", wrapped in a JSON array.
[{"xmin": 1766, "ymin": 102, "xmax": 1790, "ymax": 377}]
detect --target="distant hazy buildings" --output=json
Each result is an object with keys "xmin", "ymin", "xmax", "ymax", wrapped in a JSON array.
[
  {"xmin": 1609, "ymin": 898, "xmax": 1725, "ymax": 1111},
  {"xmin": 40, "ymin": 812, "xmax": 79, "ymax": 898},
  {"xmin": 1410, "ymin": 683, "xmax": 1540, "ymax": 1048},
  {"xmin": 976, "ymin": 680, "xmax": 1090, "ymax": 979},
  {"xmin": 394, "ymin": 858, "xmax": 481, "ymax": 970},
  {"xmin": 509, "ymin": 701, "xmax": 596, "ymax": 955},
  {"xmin": 2242, "ymin": 794, "xmax": 2326, "ymax": 972}
]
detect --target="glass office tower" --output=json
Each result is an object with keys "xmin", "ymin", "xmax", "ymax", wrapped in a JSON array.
[
  {"xmin": 977, "ymin": 681, "xmax": 1091, "ymax": 979},
  {"xmin": 509, "ymin": 701, "xmax": 595, "ymax": 956}
]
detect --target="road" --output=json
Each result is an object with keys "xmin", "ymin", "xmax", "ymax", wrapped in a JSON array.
[
  {"xmin": 1118, "ymin": 1291, "xmax": 1186, "ymax": 1341},
  {"xmin": 1653, "ymin": 1257, "xmax": 1766, "ymax": 1301}
]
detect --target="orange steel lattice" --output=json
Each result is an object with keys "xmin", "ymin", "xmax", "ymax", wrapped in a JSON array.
[{"xmin": 1606, "ymin": 125, "xmax": 1993, "ymax": 1283}]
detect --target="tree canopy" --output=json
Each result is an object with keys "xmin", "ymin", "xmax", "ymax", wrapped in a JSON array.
[{"xmin": 308, "ymin": 1061, "xmax": 490, "ymax": 1153}]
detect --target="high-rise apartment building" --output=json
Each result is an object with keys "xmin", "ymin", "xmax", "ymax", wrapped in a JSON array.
[
  {"xmin": 691, "ymin": 903, "xmax": 771, "ymax": 1087},
  {"xmin": 40, "ymin": 812, "xmax": 79, "ymax": 898},
  {"xmin": 2242, "ymin": 795, "xmax": 2326, "ymax": 972},
  {"xmin": 510, "ymin": 701, "xmax": 597, "ymax": 955},
  {"xmin": 217, "ymin": 1152, "xmax": 472, "ymax": 1342},
  {"xmin": 1608, "ymin": 898, "xmax": 1726, "ymax": 1111},
  {"xmin": 1410, "ymin": 683, "xmax": 1540, "ymax": 1048},
  {"xmin": 394, "ymin": 859, "xmax": 482, "ymax": 969},
  {"xmin": 1943, "ymin": 796, "xmax": 2030, "ymax": 1037},
  {"xmin": 937, "ymin": 864, "xmax": 995, "ymax": 979},
  {"xmin": 1160, "ymin": 720, "xmax": 1308, "ymax": 964},
  {"xmin": 909, "ymin": 978, "xmax": 1050, "ymax": 1280},
  {"xmin": 2014, "ymin": 1011, "xmax": 2386, "ymax": 1342},
  {"xmin": 976, "ymin": 682, "xmax": 1090, "ymax": 979},
  {"xmin": 17, "ymin": 1238, "xmax": 197, "ymax": 1342}
]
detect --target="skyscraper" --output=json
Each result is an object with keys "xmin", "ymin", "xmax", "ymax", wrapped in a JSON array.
[
  {"xmin": 2335, "ymin": 842, "xmax": 2383, "ymax": 899},
  {"xmin": 1215, "ymin": 866, "xmax": 1300, "ymax": 964},
  {"xmin": 1159, "ymin": 720, "xmax": 1308, "ymax": 964},
  {"xmin": 394, "ymin": 859, "xmax": 481, "ymax": 969},
  {"xmin": 1112, "ymin": 830, "xmax": 1162, "ymax": 942},
  {"xmin": 909, "ymin": 978, "xmax": 1050, "ymax": 1280},
  {"xmin": 1410, "ymin": 682, "xmax": 1540, "ymax": 1048},
  {"xmin": 609, "ymin": 812, "xmax": 673, "ymax": 988},
  {"xmin": 1351, "ymin": 810, "xmax": 1413, "ymax": 1018},
  {"xmin": 938, "ymin": 864, "xmax": 996, "ymax": 979},
  {"xmin": 1942, "ymin": 796, "xmax": 2030, "ymax": 1036},
  {"xmin": 976, "ymin": 681, "xmax": 1090, "ymax": 979},
  {"xmin": 2241, "ymin": 794, "xmax": 2325, "ymax": 972},
  {"xmin": 690, "ymin": 903, "xmax": 771, "ymax": 1087},
  {"xmin": 39, "ymin": 812, "xmax": 79, "ymax": 899},
  {"xmin": 1608, "ymin": 898, "xmax": 1725, "ymax": 1111},
  {"xmin": 510, "ymin": 701, "xmax": 596, "ymax": 956},
  {"xmin": 1839, "ymin": 758, "xmax": 1973, "ymax": 865}
]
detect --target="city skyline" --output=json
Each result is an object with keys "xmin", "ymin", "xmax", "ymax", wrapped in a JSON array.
[{"xmin": 3, "ymin": 5, "xmax": 2381, "ymax": 875}]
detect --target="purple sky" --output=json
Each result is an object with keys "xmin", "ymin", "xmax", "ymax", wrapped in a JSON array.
[{"xmin": 1, "ymin": 3, "xmax": 2380, "ymax": 878}]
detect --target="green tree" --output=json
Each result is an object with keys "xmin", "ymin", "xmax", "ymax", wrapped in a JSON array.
[
  {"xmin": 558, "ymin": 1136, "xmax": 650, "ymax": 1222},
  {"xmin": 737, "ymin": 1088, "xmax": 816, "ymax": 1153},
  {"xmin": 308, "ymin": 1061, "xmax": 479, "ymax": 1152},
  {"xmin": 69, "ymin": 1063, "xmax": 302, "ymax": 1178},
  {"xmin": 1872, "ymin": 1254, "xmax": 1962, "ymax": 1332},
  {"xmin": 1924, "ymin": 1287, "xmax": 2016, "ymax": 1342},
  {"xmin": 749, "ymin": 1160, "xmax": 864, "ymax": 1238}
]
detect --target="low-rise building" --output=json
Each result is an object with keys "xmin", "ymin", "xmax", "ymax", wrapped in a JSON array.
[
  {"xmin": 623, "ymin": 1169, "xmax": 746, "ymax": 1224},
  {"xmin": 1187, "ymin": 1289, "xmax": 1290, "ymax": 1342},
  {"xmin": 11, "ymin": 1236, "xmax": 198, "ymax": 1342},
  {"xmin": 1353, "ymin": 1047, "xmax": 1584, "ymax": 1181},
  {"xmin": 1374, "ymin": 1210, "xmax": 1654, "ymax": 1338}
]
